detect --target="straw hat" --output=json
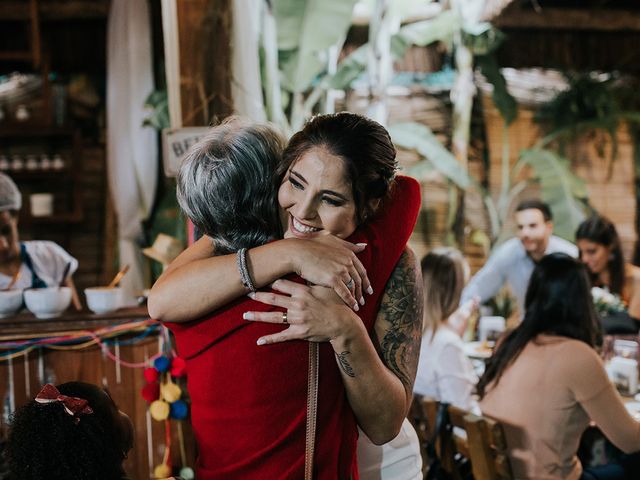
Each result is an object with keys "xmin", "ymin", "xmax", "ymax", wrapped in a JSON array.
[{"xmin": 142, "ymin": 234, "xmax": 183, "ymax": 266}]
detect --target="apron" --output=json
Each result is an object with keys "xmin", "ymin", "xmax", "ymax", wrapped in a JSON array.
[{"xmin": 20, "ymin": 242, "xmax": 48, "ymax": 289}]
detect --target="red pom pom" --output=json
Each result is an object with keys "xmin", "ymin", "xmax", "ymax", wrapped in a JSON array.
[
  {"xmin": 141, "ymin": 382, "xmax": 160, "ymax": 402},
  {"xmin": 144, "ymin": 367, "xmax": 159, "ymax": 383},
  {"xmin": 170, "ymin": 357, "xmax": 187, "ymax": 377}
]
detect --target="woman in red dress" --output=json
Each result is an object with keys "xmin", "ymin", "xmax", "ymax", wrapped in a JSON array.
[{"xmin": 149, "ymin": 113, "xmax": 423, "ymax": 479}]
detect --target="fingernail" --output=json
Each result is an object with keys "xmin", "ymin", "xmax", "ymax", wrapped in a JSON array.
[
  {"xmin": 243, "ymin": 312, "xmax": 254, "ymax": 320},
  {"xmin": 367, "ymin": 286, "xmax": 373, "ymax": 295},
  {"xmin": 257, "ymin": 338, "xmax": 266, "ymax": 346},
  {"xmin": 360, "ymin": 297, "xmax": 365, "ymax": 306},
  {"xmin": 356, "ymin": 243, "xmax": 367, "ymax": 248},
  {"xmin": 247, "ymin": 292, "xmax": 256, "ymax": 299},
  {"xmin": 353, "ymin": 303, "xmax": 359, "ymax": 311}
]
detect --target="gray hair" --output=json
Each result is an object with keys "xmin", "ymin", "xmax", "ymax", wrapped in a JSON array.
[
  {"xmin": 0, "ymin": 173, "xmax": 22, "ymax": 213},
  {"xmin": 177, "ymin": 117, "xmax": 286, "ymax": 254}
]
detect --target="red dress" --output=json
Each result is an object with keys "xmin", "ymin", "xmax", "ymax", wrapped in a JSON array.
[{"xmin": 166, "ymin": 176, "xmax": 421, "ymax": 479}]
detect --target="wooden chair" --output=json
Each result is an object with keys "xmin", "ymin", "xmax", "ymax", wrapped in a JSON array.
[
  {"xmin": 408, "ymin": 394, "xmax": 431, "ymax": 474},
  {"xmin": 415, "ymin": 397, "xmax": 513, "ymax": 480}
]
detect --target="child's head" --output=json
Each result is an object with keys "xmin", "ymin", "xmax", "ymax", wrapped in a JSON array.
[
  {"xmin": 6, "ymin": 382, "xmax": 134, "ymax": 480},
  {"xmin": 177, "ymin": 117, "xmax": 286, "ymax": 254}
]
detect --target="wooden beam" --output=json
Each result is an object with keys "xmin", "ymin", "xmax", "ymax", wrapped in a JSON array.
[
  {"xmin": 0, "ymin": 0, "xmax": 109, "ymax": 21},
  {"xmin": 176, "ymin": 0, "xmax": 233, "ymax": 126},
  {"xmin": 494, "ymin": 8, "xmax": 640, "ymax": 31}
]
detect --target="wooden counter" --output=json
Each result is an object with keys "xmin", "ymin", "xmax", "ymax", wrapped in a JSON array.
[{"xmin": 0, "ymin": 307, "xmax": 195, "ymax": 479}]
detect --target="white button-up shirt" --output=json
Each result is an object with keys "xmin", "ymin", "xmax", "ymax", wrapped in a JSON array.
[{"xmin": 461, "ymin": 235, "xmax": 578, "ymax": 315}]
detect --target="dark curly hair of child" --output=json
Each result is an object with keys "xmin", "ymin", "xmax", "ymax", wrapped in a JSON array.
[{"xmin": 5, "ymin": 381, "xmax": 134, "ymax": 480}]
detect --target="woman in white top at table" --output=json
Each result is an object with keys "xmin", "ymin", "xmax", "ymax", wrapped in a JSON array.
[{"xmin": 414, "ymin": 247, "xmax": 480, "ymax": 413}]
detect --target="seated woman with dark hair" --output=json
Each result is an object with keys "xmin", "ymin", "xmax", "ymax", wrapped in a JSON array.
[
  {"xmin": 478, "ymin": 253, "xmax": 640, "ymax": 480},
  {"xmin": 576, "ymin": 215, "xmax": 640, "ymax": 333},
  {"xmin": 6, "ymin": 382, "xmax": 134, "ymax": 480}
]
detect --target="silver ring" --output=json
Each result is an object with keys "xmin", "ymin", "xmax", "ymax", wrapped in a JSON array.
[
  {"xmin": 345, "ymin": 278, "xmax": 354, "ymax": 290},
  {"xmin": 282, "ymin": 311, "xmax": 288, "ymax": 324}
]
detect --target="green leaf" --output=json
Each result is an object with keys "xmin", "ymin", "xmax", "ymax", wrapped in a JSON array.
[
  {"xmin": 329, "ymin": 10, "xmax": 461, "ymax": 91},
  {"xmin": 475, "ymin": 55, "xmax": 517, "ymax": 125},
  {"xmin": 514, "ymin": 149, "xmax": 588, "ymax": 241},
  {"xmin": 462, "ymin": 24, "xmax": 505, "ymax": 56},
  {"xmin": 275, "ymin": 0, "xmax": 358, "ymax": 92},
  {"xmin": 142, "ymin": 89, "xmax": 170, "ymax": 130},
  {"xmin": 329, "ymin": 44, "xmax": 368, "ymax": 90},
  {"xmin": 394, "ymin": 10, "xmax": 461, "ymax": 48},
  {"xmin": 389, "ymin": 122, "xmax": 473, "ymax": 190}
]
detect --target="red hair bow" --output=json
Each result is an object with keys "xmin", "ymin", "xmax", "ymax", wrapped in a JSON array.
[{"xmin": 35, "ymin": 384, "xmax": 94, "ymax": 418}]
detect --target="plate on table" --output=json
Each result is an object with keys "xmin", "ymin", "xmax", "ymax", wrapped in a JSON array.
[
  {"xmin": 624, "ymin": 401, "xmax": 640, "ymax": 421},
  {"xmin": 462, "ymin": 341, "xmax": 494, "ymax": 359}
]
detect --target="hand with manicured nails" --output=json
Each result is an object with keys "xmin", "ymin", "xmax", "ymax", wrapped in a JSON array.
[
  {"xmin": 288, "ymin": 235, "xmax": 372, "ymax": 311},
  {"xmin": 243, "ymin": 279, "xmax": 360, "ymax": 345}
]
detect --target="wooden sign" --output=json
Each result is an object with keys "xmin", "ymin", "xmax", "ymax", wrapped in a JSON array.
[{"xmin": 161, "ymin": 127, "xmax": 209, "ymax": 177}]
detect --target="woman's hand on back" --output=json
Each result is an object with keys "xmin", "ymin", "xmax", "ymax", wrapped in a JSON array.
[
  {"xmin": 289, "ymin": 235, "xmax": 371, "ymax": 311},
  {"xmin": 243, "ymin": 279, "xmax": 359, "ymax": 344}
]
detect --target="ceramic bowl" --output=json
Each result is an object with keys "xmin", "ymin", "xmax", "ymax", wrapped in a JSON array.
[
  {"xmin": 24, "ymin": 287, "xmax": 72, "ymax": 319},
  {"xmin": 84, "ymin": 287, "xmax": 122, "ymax": 314},
  {"xmin": 0, "ymin": 289, "xmax": 23, "ymax": 317}
]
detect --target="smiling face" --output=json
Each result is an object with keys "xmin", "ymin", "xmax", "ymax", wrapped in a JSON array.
[
  {"xmin": 515, "ymin": 208, "xmax": 553, "ymax": 260},
  {"xmin": 577, "ymin": 239, "xmax": 611, "ymax": 275},
  {"xmin": 278, "ymin": 146, "xmax": 358, "ymax": 240}
]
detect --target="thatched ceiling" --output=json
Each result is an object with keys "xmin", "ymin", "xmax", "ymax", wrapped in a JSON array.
[{"xmin": 487, "ymin": 0, "xmax": 640, "ymax": 73}]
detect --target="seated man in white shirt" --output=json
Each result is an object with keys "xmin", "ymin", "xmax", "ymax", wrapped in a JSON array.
[{"xmin": 461, "ymin": 199, "xmax": 578, "ymax": 316}]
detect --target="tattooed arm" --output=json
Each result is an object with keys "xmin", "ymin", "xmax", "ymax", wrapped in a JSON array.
[
  {"xmin": 331, "ymin": 247, "xmax": 423, "ymax": 444},
  {"xmin": 245, "ymin": 247, "xmax": 423, "ymax": 444}
]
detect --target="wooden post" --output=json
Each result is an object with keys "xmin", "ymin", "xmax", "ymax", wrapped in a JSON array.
[{"xmin": 176, "ymin": 0, "xmax": 233, "ymax": 126}]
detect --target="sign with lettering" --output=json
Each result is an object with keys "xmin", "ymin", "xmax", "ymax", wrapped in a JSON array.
[{"xmin": 161, "ymin": 127, "xmax": 209, "ymax": 177}]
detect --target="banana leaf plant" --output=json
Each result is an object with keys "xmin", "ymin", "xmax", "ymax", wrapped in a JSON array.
[
  {"xmin": 389, "ymin": 122, "xmax": 590, "ymax": 245},
  {"xmin": 261, "ymin": 0, "xmax": 468, "ymax": 132}
]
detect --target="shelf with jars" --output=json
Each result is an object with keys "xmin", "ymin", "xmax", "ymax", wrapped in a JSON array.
[{"xmin": 0, "ymin": 127, "xmax": 83, "ymax": 224}]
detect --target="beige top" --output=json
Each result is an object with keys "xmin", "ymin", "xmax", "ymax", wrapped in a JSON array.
[
  {"xmin": 623, "ymin": 263, "xmax": 640, "ymax": 318},
  {"xmin": 480, "ymin": 335, "xmax": 640, "ymax": 480}
]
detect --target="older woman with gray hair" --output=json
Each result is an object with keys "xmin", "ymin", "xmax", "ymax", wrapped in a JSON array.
[{"xmin": 0, "ymin": 173, "xmax": 80, "ymax": 309}]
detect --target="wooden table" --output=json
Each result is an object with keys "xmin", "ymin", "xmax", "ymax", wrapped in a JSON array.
[{"xmin": 0, "ymin": 307, "xmax": 195, "ymax": 479}]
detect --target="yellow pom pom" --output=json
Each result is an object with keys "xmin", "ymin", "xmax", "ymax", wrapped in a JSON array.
[
  {"xmin": 153, "ymin": 463, "xmax": 172, "ymax": 479},
  {"xmin": 161, "ymin": 381, "xmax": 182, "ymax": 403},
  {"xmin": 150, "ymin": 400, "xmax": 170, "ymax": 421}
]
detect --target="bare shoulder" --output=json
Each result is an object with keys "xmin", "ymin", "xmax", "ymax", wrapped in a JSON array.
[
  {"xmin": 373, "ymin": 247, "xmax": 424, "ymax": 389},
  {"xmin": 626, "ymin": 264, "xmax": 640, "ymax": 283}
]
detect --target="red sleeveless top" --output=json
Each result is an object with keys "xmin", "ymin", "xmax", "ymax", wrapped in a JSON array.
[{"xmin": 167, "ymin": 176, "xmax": 421, "ymax": 479}]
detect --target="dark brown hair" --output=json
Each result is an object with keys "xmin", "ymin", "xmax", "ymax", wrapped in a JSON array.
[
  {"xmin": 515, "ymin": 199, "xmax": 552, "ymax": 222},
  {"xmin": 279, "ymin": 112, "xmax": 398, "ymax": 224},
  {"xmin": 477, "ymin": 253, "xmax": 601, "ymax": 399},
  {"xmin": 576, "ymin": 215, "xmax": 625, "ymax": 295}
]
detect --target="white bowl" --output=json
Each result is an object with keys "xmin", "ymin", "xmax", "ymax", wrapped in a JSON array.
[
  {"xmin": 0, "ymin": 289, "xmax": 23, "ymax": 317},
  {"xmin": 84, "ymin": 287, "xmax": 122, "ymax": 314},
  {"xmin": 24, "ymin": 287, "xmax": 72, "ymax": 319}
]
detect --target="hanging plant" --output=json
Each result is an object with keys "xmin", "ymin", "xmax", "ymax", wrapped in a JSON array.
[{"xmin": 534, "ymin": 73, "xmax": 640, "ymax": 176}]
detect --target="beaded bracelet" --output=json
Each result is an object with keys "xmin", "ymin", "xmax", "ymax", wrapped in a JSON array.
[{"xmin": 236, "ymin": 248, "xmax": 256, "ymax": 292}]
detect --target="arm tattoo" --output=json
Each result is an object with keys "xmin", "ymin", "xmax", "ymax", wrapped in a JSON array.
[
  {"xmin": 374, "ymin": 248, "xmax": 423, "ymax": 391},
  {"xmin": 335, "ymin": 351, "xmax": 356, "ymax": 377}
]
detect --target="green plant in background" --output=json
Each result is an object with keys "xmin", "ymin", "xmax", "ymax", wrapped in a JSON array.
[
  {"xmin": 535, "ymin": 73, "xmax": 640, "ymax": 176},
  {"xmin": 143, "ymin": 89, "xmax": 169, "ymax": 130},
  {"xmin": 261, "ymin": 0, "xmax": 470, "ymax": 132},
  {"xmin": 142, "ymin": 88, "xmax": 185, "ymax": 279},
  {"xmin": 390, "ymin": 121, "xmax": 591, "ymax": 244}
]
